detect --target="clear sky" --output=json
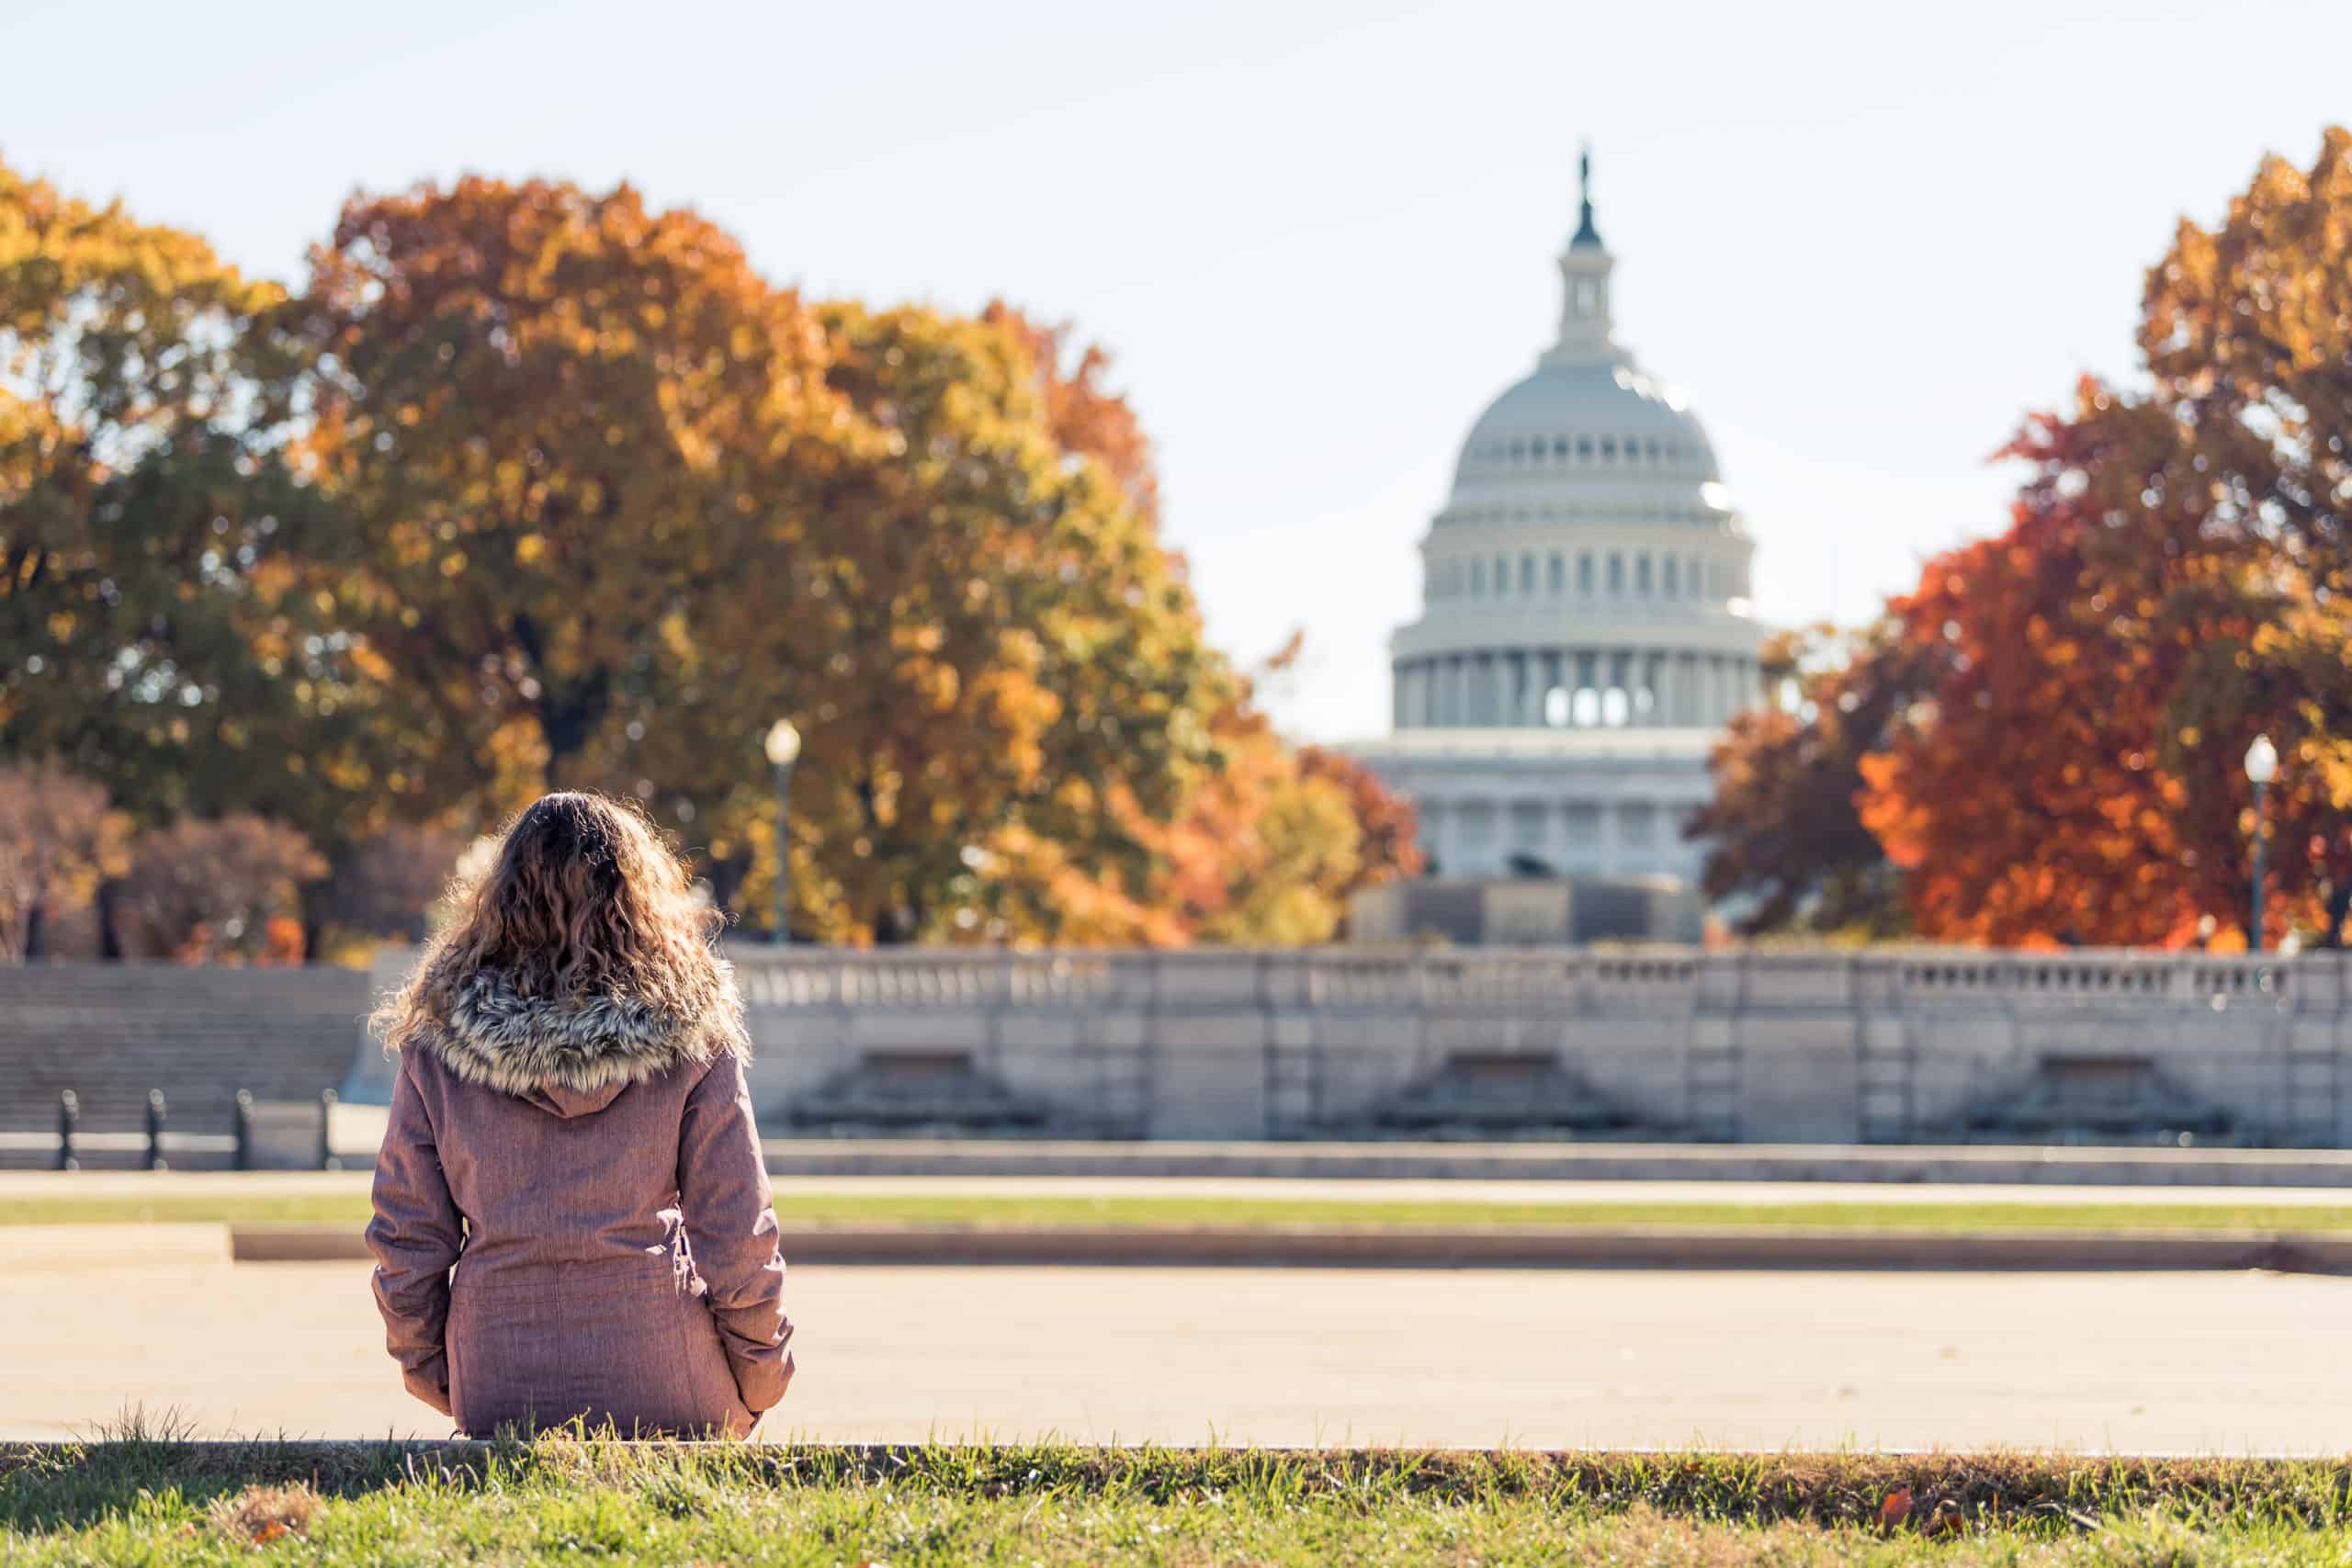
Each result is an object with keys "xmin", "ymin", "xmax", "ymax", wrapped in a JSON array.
[{"xmin": 9, "ymin": 0, "xmax": 2349, "ymax": 739}]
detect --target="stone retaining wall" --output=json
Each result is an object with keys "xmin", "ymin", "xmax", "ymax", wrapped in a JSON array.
[
  {"xmin": 0, "ymin": 964, "xmax": 369, "ymax": 1156},
  {"xmin": 10, "ymin": 948, "xmax": 2348, "ymax": 1147},
  {"xmin": 717, "ymin": 947, "xmax": 2349, "ymax": 1145}
]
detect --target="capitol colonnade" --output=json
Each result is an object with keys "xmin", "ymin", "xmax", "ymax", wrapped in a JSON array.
[{"xmin": 1392, "ymin": 647, "xmax": 1763, "ymax": 730}]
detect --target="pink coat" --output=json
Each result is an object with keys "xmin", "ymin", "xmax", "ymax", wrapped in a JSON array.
[{"xmin": 366, "ymin": 968, "xmax": 793, "ymax": 1438}]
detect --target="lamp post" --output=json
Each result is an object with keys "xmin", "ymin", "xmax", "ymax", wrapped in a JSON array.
[
  {"xmin": 763, "ymin": 719, "xmax": 801, "ymax": 945},
  {"xmin": 2245, "ymin": 733, "xmax": 2278, "ymax": 953}
]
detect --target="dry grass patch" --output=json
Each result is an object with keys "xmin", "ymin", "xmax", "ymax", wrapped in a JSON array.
[{"xmin": 206, "ymin": 1481, "xmax": 320, "ymax": 1546}]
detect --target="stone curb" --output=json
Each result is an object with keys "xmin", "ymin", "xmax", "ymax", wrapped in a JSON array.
[
  {"xmin": 756, "ymin": 1139, "xmax": 2352, "ymax": 1188},
  {"xmin": 226, "ymin": 1223, "xmax": 2352, "ymax": 1273}
]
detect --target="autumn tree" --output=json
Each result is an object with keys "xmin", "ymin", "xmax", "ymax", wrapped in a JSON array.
[
  {"xmin": 982, "ymin": 301, "xmax": 1160, "ymax": 525},
  {"xmin": 2133, "ymin": 127, "xmax": 2352, "ymax": 943},
  {"xmin": 283, "ymin": 175, "xmax": 836, "ymax": 817},
  {"xmin": 0, "ymin": 761, "xmax": 129, "ymax": 959},
  {"xmin": 660, "ymin": 302, "xmax": 1245, "ymax": 944},
  {"xmin": 1852, "ymin": 131, "xmax": 2352, "ymax": 947},
  {"xmin": 1717, "ymin": 131, "xmax": 2352, "ymax": 949},
  {"xmin": 1854, "ymin": 394, "xmax": 2250, "ymax": 945},
  {"xmin": 119, "ymin": 815, "xmax": 327, "ymax": 963},
  {"xmin": 2140, "ymin": 128, "xmax": 2352, "ymax": 605},
  {"xmin": 1690, "ymin": 622, "xmax": 1932, "ymax": 937},
  {"xmin": 0, "ymin": 155, "xmax": 379, "ymax": 847},
  {"xmin": 1296, "ymin": 744, "xmax": 1426, "ymax": 899}
]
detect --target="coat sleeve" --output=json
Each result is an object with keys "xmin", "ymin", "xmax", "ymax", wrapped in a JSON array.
[
  {"xmin": 365, "ymin": 1052, "xmax": 462, "ymax": 1417},
  {"xmin": 678, "ymin": 1051, "xmax": 794, "ymax": 1415}
]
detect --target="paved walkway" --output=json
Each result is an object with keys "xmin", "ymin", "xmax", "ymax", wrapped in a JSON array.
[
  {"xmin": 6, "ymin": 1235, "xmax": 2350, "ymax": 1452},
  {"xmin": 14, "ymin": 1170, "xmax": 2352, "ymax": 1207}
]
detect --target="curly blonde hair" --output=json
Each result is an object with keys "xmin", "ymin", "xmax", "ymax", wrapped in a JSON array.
[{"xmin": 374, "ymin": 792, "xmax": 741, "ymax": 1056}]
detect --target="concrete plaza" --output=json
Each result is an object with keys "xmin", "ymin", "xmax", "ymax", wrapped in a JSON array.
[{"xmin": 5, "ymin": 1225, "xmax": 2350, "ymax": 1453}]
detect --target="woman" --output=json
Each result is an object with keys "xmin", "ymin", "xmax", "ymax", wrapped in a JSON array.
[{"xmin": 366, "ymin": 792, "xmax": 793, "ymax": 1438}]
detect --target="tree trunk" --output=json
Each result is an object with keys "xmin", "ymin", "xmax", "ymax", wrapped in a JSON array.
[
  {"xmin": 96, "ymin": 879, "xmax": 124, "ymax": 960},
  {"xmin": 2323, "ymin": 879, "xmax": 2352, "ymax": 950}
]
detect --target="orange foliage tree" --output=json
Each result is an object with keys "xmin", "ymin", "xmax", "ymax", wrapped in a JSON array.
[
  {"xmin": 1709, "ymin": 130, "xmax": 2352, "ymax": 948},
  {"xmin": 1854, "ymin": 392, "xmax": 2261, "ymax": 945},
  {"xmin": 284, "ymin": 175, "xmax": 835, "ymax": 813},
  {"xmin": 1689, "ymin": 622, "xmax": 1937, "ymax": 937}
]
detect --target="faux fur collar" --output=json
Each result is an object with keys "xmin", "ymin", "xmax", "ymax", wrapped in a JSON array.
[{"xmin": 416, "ymin": 965, "xmax": 749, "ymax": 1097}]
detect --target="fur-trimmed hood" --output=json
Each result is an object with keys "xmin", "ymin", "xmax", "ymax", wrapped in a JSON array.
[{"xmin": 407, "ymin": 965, "xmax": 750, "ymax": 1109}]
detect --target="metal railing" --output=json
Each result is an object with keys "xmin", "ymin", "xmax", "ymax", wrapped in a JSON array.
[{"xmin": 0, "ymin": 1088, "xmax": 342, "ymax": 1171}]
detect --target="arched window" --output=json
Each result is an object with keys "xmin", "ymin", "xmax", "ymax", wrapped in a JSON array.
[
  {"xmin": 1552, "ymin": 437, "xmax": 1568, "ymax": 458},
  {"xmin": 1635, "ymin": 555, "xmax": 1652, "ymax": 597},
  {"xmin": 1600, "ymin": 436, "xmax": 1617, "ymax": 459},
  {"xmin": 1495, "ymin": 555, "xmax": 1510, "ymax": 596},
  {"xmin": 1663, "ymin": 556, "xmax": 1679, "ymax": 598},
  {"xmin": 1519, "ymin": 553, "xmax": 1535, "ymax": 595},
  {"xmin": 1546, "ymin": 553, "xmax": 1565, "ymax": 595},
  {"xmin": 1577, "ymin": 436, "xmax": 1594, "ymax": 459},
  {"xmin": 1577, "ymin": 553, "xmax": 1595, "ymax": 595},
  {"xmin": 1607, "ymin": 553, "xmax": 1624, "ymax": 596}
]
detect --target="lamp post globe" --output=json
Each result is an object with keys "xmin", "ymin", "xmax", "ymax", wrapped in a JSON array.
[
  {"xmin": 2245, "ymin": 734, "xmax": 2277, "ymax": 953},
  {"xmin": 763, "ymin": 720, "xmax": 801, "ymax": 944},
  {"xmin": 763, "ymin": 719, "xmax": 802, "ymax": 769}
]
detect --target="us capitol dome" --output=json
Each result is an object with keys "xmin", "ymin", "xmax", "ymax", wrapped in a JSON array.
[{"xmin": 1344, "ymin": 153, "xmax": 1763, "ymax": 890}]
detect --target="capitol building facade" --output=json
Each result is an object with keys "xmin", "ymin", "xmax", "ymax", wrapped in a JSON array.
[{"xmin": 1345, "ymin": 159, "xmax": 1763, "ymax": 887}]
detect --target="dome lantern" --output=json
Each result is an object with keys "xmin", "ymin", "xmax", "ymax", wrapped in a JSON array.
[{"xmin": 1545, "ymin": 145, "xmax": 1623, "ymax": 368}]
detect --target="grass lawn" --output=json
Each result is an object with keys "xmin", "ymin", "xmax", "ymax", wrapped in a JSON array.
[
  {"xmin": 8, "ymin": 1426, "xmax": 2352, "ymax": 1564},
  {"xmin": 14, "ymin": 1190, "xmax": 2352, "ymax": 1236}
]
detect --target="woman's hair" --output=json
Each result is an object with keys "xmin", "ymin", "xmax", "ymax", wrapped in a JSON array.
[{"xmin": 374, "ymin": 792, "xmax": 734, "ymax": 1049}]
